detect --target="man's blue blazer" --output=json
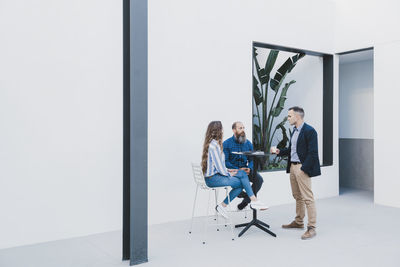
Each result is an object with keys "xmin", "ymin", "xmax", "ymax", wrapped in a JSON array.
[{"xmin": 278, "ymin": 123, "xmax": 321, "ymax": 177}]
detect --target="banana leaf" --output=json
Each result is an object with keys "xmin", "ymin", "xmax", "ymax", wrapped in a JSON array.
[
  {"xmin": 253, "ymin": 124, "xmax": 262, "ymax": 150},
  {"xmin": 277, "ymin": 124, "xmax": 289, "ymax": 150},
  {"xmin": 264, "ymin": 50, "xmax": 279, "ymax": 84},
  {"xmin": 253, "ymin": 75, "xmax": 263, "ymax": 106},
  {"xmin": 270, "ymin": 53, "xmax": 303, "ymax": 92},
  {"xmin": 268, "ymin": 116, "xmax": 288, "ymax": 150},
  {"xmin": 253, "ymin": 47, "xmax": 258, "ymax": 57},
  {"xmin": 289, "ymin": 53, "xmax": 305, "ymax": 72},
  {"xmin": 253, "ymin": 47, "xmax": 268, "ymax": 85},
  {"xmin": 275, "ymin": 116, "xmax": 288, "ymax": 129},
  {"xmin": 272, "ymin": 80, "xmax": 296, "ymax": 117},
  {"xmin": 254, "ymin": 124, "xmax": 261, "ymax": 136}
]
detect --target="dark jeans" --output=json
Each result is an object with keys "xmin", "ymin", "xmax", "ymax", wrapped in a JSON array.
[{"xmin": 242, "ymin": 171, "xmax": 264, "ymax": 204}]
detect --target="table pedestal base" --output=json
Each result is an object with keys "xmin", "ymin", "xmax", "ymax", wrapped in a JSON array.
[{"xmin": 235, "ymin": 209, "xmax": 277, "ymax": 238}]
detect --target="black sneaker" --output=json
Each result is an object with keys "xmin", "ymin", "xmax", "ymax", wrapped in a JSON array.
[
  {"xmin": 237, "ymin": 191, "xmax": 247, "ymax": 198},
  {"xmin": 237, "ymin": 201, "xmax": 248, "ymax": 210}
]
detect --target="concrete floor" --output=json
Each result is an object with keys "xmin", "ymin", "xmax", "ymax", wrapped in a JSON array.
[{"xmin": 1, "ymin": 189, "xmax": 399, "ymax": 267}]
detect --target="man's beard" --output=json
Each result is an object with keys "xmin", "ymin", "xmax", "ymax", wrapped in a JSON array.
[{"xmin": 236, "ymin": 132, "xmax": 246, "ymax": 144}]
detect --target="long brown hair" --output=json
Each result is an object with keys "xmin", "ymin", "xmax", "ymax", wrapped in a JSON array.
[{"xmin": 201, "ymin": 121, "xmax": 223, "ymax": 174}]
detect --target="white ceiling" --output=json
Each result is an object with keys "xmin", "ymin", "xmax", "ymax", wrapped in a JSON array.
[{"xmin": 339, "ymin": 49, "xmax": 374, "ymax": 64}]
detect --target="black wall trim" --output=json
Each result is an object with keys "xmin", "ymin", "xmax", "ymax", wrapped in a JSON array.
[
  {"xmin": 253, "ymin": 41, "xmax": 330, "ymax": 57},
  {"xmin": 252, "ymin": 42, "xmax": 334, "ymax": 168},
  {"xmin": 323, "ymin": 55, "xmax": 333, "ymax": 166},
  {"xmin": 123, "ymin": 0, "xmax": 148, "ymax": 265},
  {"xmin": 122, "ymin": 0, "xmax": 130, "ymax": 261},
  {"xmin": 336, "ymin": 47, "xmax": 373, "ymax": 55}
]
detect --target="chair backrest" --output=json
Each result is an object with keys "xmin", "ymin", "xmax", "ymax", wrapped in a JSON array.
[{"xmin": 191, "ymin": 163, "xmax": 209, "ymax": 189}]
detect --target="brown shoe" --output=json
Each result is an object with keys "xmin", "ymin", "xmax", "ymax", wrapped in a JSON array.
[
  {"xmin": 301, "ymin": 227, "xmax": 316, "ymax": 240},
  {"xmin": 282, "ymin": 221, "xmax": 304, "ymax": 229}
]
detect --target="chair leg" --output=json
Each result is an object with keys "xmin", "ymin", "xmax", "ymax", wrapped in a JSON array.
[
  {"xmin": 189, "ymin": 185, "xmax": 199, "ymax": 234},
  {"xmin": 214, "ymin": 189, "xmax": 219, "ymax": 231},
  {"xmin": 226, "ymin": 187, "xmax": 235, "ymax": 241},
  {"xmin": 224, "ymin": 189, "xmax": 229, "ymax": 227},
  {"xmin": 202, "ymin": 189, "xmax": 212, "ymax": 244}
]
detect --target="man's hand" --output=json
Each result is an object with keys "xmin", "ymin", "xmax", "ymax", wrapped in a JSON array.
[
  {"xmin": 270, "ymin": 146, "xmax": 280, "ymax": 155},
  {"xmin": 240, "ymin": 167, "xmax": 251, "ymax": 175},
  {"xmin": 228, "ymin": 169, "xmax": 238, "ymax": 176}
]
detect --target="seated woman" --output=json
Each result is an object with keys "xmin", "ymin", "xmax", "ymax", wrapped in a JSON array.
[{"xmin": 202, "ymin": 121, "xmax": 268, "ymax": 219}]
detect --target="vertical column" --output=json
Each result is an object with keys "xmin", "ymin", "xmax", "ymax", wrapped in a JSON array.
[
  {"xmin": 130, "ymin": 0, "xmax": 148, "ymax": 264},
  {"xmin": 123, "ymin": 0, "xmax": 148, "ymax": 265},
  {"xmin": 323, "ymin": 55, "xmax": 333, "ymax": 166},
  {"xmin": 122, "ymin": 0, "xmax": 131, "ymax": 260}
]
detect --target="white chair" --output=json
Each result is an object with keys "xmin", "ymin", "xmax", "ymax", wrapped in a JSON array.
[{"xmin": 188, "ymin": 163, "xmax": 235, "ymax": 244}]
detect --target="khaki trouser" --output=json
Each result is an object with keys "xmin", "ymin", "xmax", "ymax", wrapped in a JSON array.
[{"xmin": 290, "ymin": 164, "xmax": 316, "ymax": 228}]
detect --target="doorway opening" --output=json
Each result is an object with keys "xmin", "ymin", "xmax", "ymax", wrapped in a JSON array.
[{"xmin": 338, "ymin": 48, "xmax": 374, "ymax": 196}]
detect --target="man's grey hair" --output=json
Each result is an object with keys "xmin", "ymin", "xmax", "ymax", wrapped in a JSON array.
[
  {"xmin": 289, "ymin": 106, "xmax": 305, "ymax": 119},
  {"xmin": 232, "ymin": 121, "xmax": 242, "ymax": 129}
]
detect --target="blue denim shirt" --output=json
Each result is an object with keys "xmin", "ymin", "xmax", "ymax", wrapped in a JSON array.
[{"xmin": 223, "ymin": 135, "xmax": 254, "ymax": 170}]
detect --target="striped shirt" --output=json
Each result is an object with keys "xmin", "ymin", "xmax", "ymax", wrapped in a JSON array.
[{"xmin": 205, "ymin": 139, "xmax": 230, "ymax": 177}]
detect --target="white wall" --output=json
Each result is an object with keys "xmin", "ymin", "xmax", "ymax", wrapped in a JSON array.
[
  {"xmin": 333, "ymin": 0, "xmax": 400, "ymax": 207},
  {"xmin": 0, "ymin": 0, "xmax": 397, "ymax": 251},
  {"xmin": 374, "ymin": 41, "xmax": 400, "ymax": 207},
  {"xmin": 0, "ymin": 0, "xmax": 123, "ymax": 249},
  {"xmin": 339, "ymin": 60, "xmax": 374, "ymax": 139},
  {"xmin": 334, "ymin": 0, "xmax": 400, "ymax": 52},
  {"xmin": 148, "ymin": 0, "xmax": 339, "ymax": 225},
  {"xmin": 0, "ymin": 0, "xmax": 348, "ymax": 250}
]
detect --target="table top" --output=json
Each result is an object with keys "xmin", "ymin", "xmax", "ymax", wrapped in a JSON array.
[{"xmin": 232, "ymin": 151, "xmax": 271, "ymax": 157}]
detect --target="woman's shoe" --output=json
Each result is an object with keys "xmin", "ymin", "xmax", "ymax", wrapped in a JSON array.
[
  {"xmin": 215, "ymin": 205, "xmax": 229, "ymax": 219},
  {"xmin": 250, "ymin": 200, "xmax": 269, "ymax": 210}
]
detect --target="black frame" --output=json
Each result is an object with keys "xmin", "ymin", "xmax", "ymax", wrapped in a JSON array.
[
  {"xmin": 122, "ymin": 0, "xmax": 130, "ymax": 261},
  {"xmin": 252, "ymin": 41, "xmax": 333, "ymax": 168},
  {"xmin": 336, "ymin": 47, "xmax": 373, "ymax": 55}
]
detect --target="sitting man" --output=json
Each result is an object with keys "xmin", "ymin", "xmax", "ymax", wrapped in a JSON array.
[{"xmin": 223, "ymin": 121, "xmax": 264, "ymax": 210}]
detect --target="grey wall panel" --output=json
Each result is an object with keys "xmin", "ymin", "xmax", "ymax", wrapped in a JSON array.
[
  {"xmin": 130, "ymin": 0, "xmax": 148, "ymax": 264},
  {"xmin": 339, "ymin": 138, "xmax": 374, "ymax": 191},
  {"xmin": 123, "ymin": 0, "xmax": 148, "ymax": 265}
]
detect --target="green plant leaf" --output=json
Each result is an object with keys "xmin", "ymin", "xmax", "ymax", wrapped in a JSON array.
[
  {"xmin": 253, "ymin": 47, "xmax": 268, "ymax": 85},
  {"xmin": 253, "ymin": 124, "xmax": 261, "ymax": 150},
  {"xmin": 264, "ymin": 50, "xmax": 279, "ymax": 83},
  {"xmin": 275, "ymin": 116, "xmax": 288, "ymax": 129},
  {"xmin": 289, "ymin": 53, "xmax": 306, "ymax": 72},
  {"xmin": 253, "ymin": 75, "xmax": 263, "ymax": 106},
  {"xmin": 270, "ymin": 53, "xmax": 304, "ymax": 92},
  {"xmin": 270, "ymin": 58, "xmax": 291, "ymax": 92},
  {"xmin": 277, "ymin": 124, "xmax": 289, "ymax": 150},
  {"xmin": 253, "ymin": 47, "xmax": 258, "ymax": 57},
  {"xmin": 272, "ymin": 80, "xmax": 296, "ymax": 117}
]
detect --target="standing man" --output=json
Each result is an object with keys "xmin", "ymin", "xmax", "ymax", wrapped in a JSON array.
[
  {"xmin": 271, "ymin": 106, "xmax": 321, "ymax": 240},
  {"xmin": 223, "ymin": 121, "xmax": 264, "ymax": 210}
]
